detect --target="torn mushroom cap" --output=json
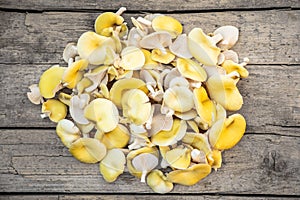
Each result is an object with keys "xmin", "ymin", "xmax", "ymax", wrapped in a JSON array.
[
  {"xmin": 152, "ymin": 15, "xmax": 183, "ymax": 38},
  {"xmin": 214, "ymin": 26, "xmax": 239, "ymax": 50},
  {"xmin": 209, "ymin": 113, "xmax": 246, "ymax": 150},
  {"xmin": 39, "ymin": 65, "xmax": 66, "ymax": 99},
  {"xmin": 27, "ymin": 84, "xmax": 43, "ymax": 105},
  {"xmin": 77, "ymin": 31, "xmax": 116, "ymax": 65},
  {"xmin": 69, "ymin": 138, "xmax": 107, "ymax": 164},
  {"xmin": 182, "ymin": 132, "xmax": 211, "ymax": 155},
  {"xmin": 122, "ymin": 89, "xmax": 151, "ymax": 125},
  {"xmin": 139, "ymin": 31, "xmax": 172, "ymax": 52},
  {"xmin": 188, "ymin": 28, "xmax": 221, "ymax": 66},
  {"xmin": 151, "ymin": 119, "xmax": 187, "ymax": 146},
  {"xmin": 98, "ymin": 124, "xmax": 130, "ymax": 149},
  {"xmin": 206, "ymin": 74, "xmax": 243, "ymax": 111},
  {"xmin": 84, "ymin": 98, "xmax": 119, "ymax": 132},
  {"xmin": 100, "ymin": 148, "xmax": 126, "ymax": 182},
  {"xmin": 165, "ymin": 146, "xmax": 191, "ymax": 169},
  {"xmin": 169, "ymin": 34, "xmax": 192, "ymax": 59},
  {"xmin": 132, "ymin": 153, "xmax": 159, "ymax": 182},
  {"xmin": 176, "ymin": 58, "xmax": 207, "ymax": 82},
  {"xmin": 148, "ymin": 104, "xmax": 173, "ymax": 136},
  {"xmin": 167, "ymin": 163, "xmax": 211, "ymax": 186},
  {"xmin": 193, "ymin": 87, "xmax": 216, "ymax": 127},
  {"xmin": 70, "ymin": 94, "xmax": 90, "ymax": 125},
  {"xmin": 42, "ymin": 99, "xmax": 67, "ymax": 123},
  {"xmin": 151, "ymin": 49, "xmax": 175, "ymax": 64},
  {"xmin": 110, "ymin": 78, "xmax": 147, "ymax": 108},
  {"xmin": 147, "ymin": 170, "xmax": 173, "ymax": 194},
  {"xmin": 163, "ymin": 86, "xmax": 194, "ymax": 112},
  {"xmin": 207, "ymin": 149, "xmax": 222, "ymax": 170},
  {"xmin": 94, "ymin": 12, "xmax": 124, "ymax": 37},
  {"xmin": 63, "ymin": 59, "xmax": 89, "ymax": 89},
  {"xmin": 119, "ymin": 46, "xmax": 145, "ymax": 70},
  {"xmin": 127, "ymin": 147, "xmax": 159, "ymax": 179},
  {"xmin": 221, "ymin": 60, "xmax": 249, "ymax": 78},
  {"xmin": 63, "ymin": 42, "xmax": 78, "ymax": 63},
  {"xmin": 56, "ymin": 119, "xmax": 81, "ymax": 148}
]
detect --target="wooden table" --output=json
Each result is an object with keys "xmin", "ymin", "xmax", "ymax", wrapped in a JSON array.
[{"xmin": 0, "ymin": 1, "xmax": 299, "ymax": 199}]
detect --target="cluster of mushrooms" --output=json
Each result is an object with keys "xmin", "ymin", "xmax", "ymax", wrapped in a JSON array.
[{"xmin": 27, "ymin": 7, "xmax": 249, "ymax": 193}]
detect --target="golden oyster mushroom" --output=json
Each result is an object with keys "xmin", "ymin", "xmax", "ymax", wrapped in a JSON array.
[
  {"xmin": 152, "ymin": 15, "xmax": 183, "ymax": 38},
  {"xmin": 182, "ymin": 132, "xmax": 211, "ymax": 155},
  {"xmin": 119, "ymin": 46, "xmax": 145, "ymax": 70},
  {"xmin": 97, "ymin": 124, "xmax": 130, "ymax": 149},
  {"xmin": 176, "ymin": 58, "xmax": 207, "ymax": 82},
  {"xmin": 63, "ymin": 59, "xmax": 88, "ymax": 89},
  {"xmin": 165, "ymin": 146, "xmax": 191, "ymax": 169},
  {"xmin": 221, "ymin": 59, "xmax": 249, "ymax": 78},
  {"xmin": 42, "ymin": 99, "xmax": 67, "ymax": 123},
  {"xmin": 147, "ymin": 170, "xmax": 173, "ymax": 194},
  {"xmin": 151, "ymin": 49, "xmax": 175, "ymax": 64},
  {"xmin": 56, "ymin": 119, "xmax": 81, "ymax": 148}
]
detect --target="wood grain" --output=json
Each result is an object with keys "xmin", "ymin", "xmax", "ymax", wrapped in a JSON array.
[
  {"xmin": 0, "ymin": 130, "xmax": 299, "ymax": 195},
  {"xmin": 0, "ymin": 10, "xmax": 299, "ymax": 65}
]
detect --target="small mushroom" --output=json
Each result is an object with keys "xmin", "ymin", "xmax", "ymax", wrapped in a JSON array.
[
  {"xmin": 27, "ymin": 84, "xmax": 43, "ymax": 105},
  {"xmin": 69, "ymin": 138, "xmax": 107, "ymax": 163},
  {"xmin": 70, "ymin": 94, "xmax": 90, "ymax": 125},
  {"xmin": 39, "ymin": 65, "xmax": 66, "ymax": 98},
  {"xmin": 100, "ymin": 148, "xmax": 126, "ymax": 182},
  {"xmin": 166, "ymin": 163, "xmax": 211, "ymax": 186},
  {"xmin": 84, "ymin": 98, "xmax": 119, "ymax": 132},
  {"xmin": 99, "ymin": 124, "xmax": 130, "ymax": 149},
  {"xmin": 152, "ymin": 15, "xmax": 183, "ymax": 38},
  {"xmin": 223, "ymin": 50, "xmax": 239, "ymax": 63},
  {"xmin": 56, "ymin": 119, "xmax": 81, "ymax": 148},
  {"xmin": 146, "ymin": 170, "xmax": 173, "ymax": 194},
  {"xmin": 63, "ymin": 59, "xmax": 89, "ymax": 89},
  {"xmin": 119, "ymin": 46, "xmax": 145, "ymax": 70},
  {"xmin": 41, "ymin": 99, "xmax": 67, "ymax": 123},
  {"xmin": 182, "ymin": 132, "xmax": 211, "ymax": 155},
  {"xmin": 188, "ymin": 28, "xmax": 221, "ymax": 66},
  {"xmin": 165, "ymin": 146, "xmax": 191, "ymax": 169},
  {"xmin": 207, "ymin": 149, "xmax": 222, "ymax": 170},
  {"xmin": 151, "ymin": 49, "xmax": 175, "ymax": 64},
  {"xmin": 169, "ymin": 34, "xmax": 192, "ymax": 58},
  {"xmin": 139, "ymin": 31, "xmax": 172, "ymax": 53},
  {"xmin": 221, "ymin": 59, "xmax": 249, "ymax": 78},
  {"xmin": 63, "ymin": 42, "xmax": 78, "ymax": 63},
  {"xmin": 176, "ymin": 58, "xmax": 207, "ymax": 82},
  {"xmin": 208, "ymin": 114, "xmax": 246, "ymax": 150},
  {"xmin": 132, "ymin": 153, "xmax": 159, "ymax": 182},
  {"xmin": 213, "ymin": 26, "xmax": 239, "ymax": 50}
]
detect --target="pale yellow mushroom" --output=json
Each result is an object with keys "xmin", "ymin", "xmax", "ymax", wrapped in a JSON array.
[
  {"xmin": 182, "ymin": 132, "xmax": 211, "ymax": 155},
  {"xmin": 121, "ymin": 89, "xmax": 151, "ymax": 125},
  {"xmin": 119, "ymin": 46, "xmax": 145, "ymax": 70},
  {"xmin": 221, "ymin": 59, "xmax": 249, "ymax": 78},
  {"xmin": 167, "ymin": 163, "xmax": 211, "ymax": 186},
  {"xmin": 151, "ymin": 119, "xmax": 187, "ymax": 146},
  {"xmin": 141, "ymin": 49, "xmax": 159, "ymax": 69},
  {"xmin": 58, "ymin": 92, "xmax": 72, "ymax": 106},
  {"xmin": 152, "ymin": 15, "xmax": 183, "ymax": 38},
  {"xmin": 41, "ymin": 99, "xmax": 67, "ymax": 123},
  {"xmin": 56, "ymin": 119, "xmax": 81, "ymax": 148},
  {"xmin": 84, "ymin": 98, "xmax": 119, "ymax": 132},
  {"xmin": 203, "ymin": 65, "xmax": 226, "ymax": 79},
  {"xmin": 148, "ymin": 104, "xmax": 173, "ymax": 136},
  {"xmin": 98, "ymin": 124, "xmax": 130, "ymax": 149},
  {"xmin": 132, "ymin": 153, "xmax": 159, "ymax": 182},
  {"xmin": 109, "ymin": 78, "xmax": 147, "ymax": 108},
  {"xmin": 39, "ymin": 65, "xmax": 66, "ymax": 99},
  {"xmin": 76, "ymin": 77, "xmax": 93, "ymax": 95},
  {"xmin": 214, "ymin": 26, "xmax": 239, "ymax": 50},
  {"xmin": 63, "ymin": 59, "xmax": 89, "ymax": 89},
  {"xmin": 146, "ymin": 170, "xmax": 173, "ymax": 194},
  {"xmin": 165, "ymin": 146, "xmax": 191, "ymax": 169},
  {"xmin": 223, "ymin": 50, "xmax": 239, "ymax": 63},
  {"xmin": 174, "ymin": 110, "xmax": 197, "ymax": 120},
  {"xmin": 207, "ymin": 149, "xmax": 222, "ymax": 170},
  {"xmin": 70, "ymin": 94, "xmax": 90, "ymax": 125},
  {"xmin": 188, "ymin": 28, "xmax": 221, "ymax": 66},
  {"xmin": 169, "ymin": 34, "xmax": 192, "ymax": 58},
  {"xmin": 100, "ymin": 149, "xmax": 126, "ymax": 182},
  {"xmin": 139, "ymin": 31, "xmax": 172, "ymax": 53},
  {"xmin": 27, "ymin": 84, "xmax": 43, "ymax": 105},
  {"xmin": 209, "ymin": 113, "xmax": 246, "ymax": 150},
  {"xmin": 69, "ymin": 138, "xmax": 107, "ymax": 163},
  {"xmin": 63, "ymin": 42, "xmax": 78, "ymax": 63},
  {"xmin": 186, "ymin": 120, "xmax": 200, "ymax": 133},
  {"xmin": 206, "ymin": 74, "xmax": 243, "ymax": 111},
  {"xmin": 151, "ymin": 49, "xmax": 175, "ymax": 64},
  {"xmin": 176, "ymin": 58, "xmax": 207, "ymax": 82},
  {"xmin": 84, "ymin": 66, "xmax": 108, "ymax": 93}
]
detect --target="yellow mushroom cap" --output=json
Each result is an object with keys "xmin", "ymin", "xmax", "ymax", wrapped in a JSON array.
[
  {"xmin": 182, "ymin": 132, "xmax": 211, "ymax": 155},
  {"xmin": 56, "ymin": 119, "xmax": 81, "ymax": 148},
  {"xmin": 193, "ymin": 87, "xmax": 216, "ymax": 127},
  {"xmin": 100, "ymin": 148, "xmax": 126, "ymax": 182},
  {"xmin": 221, "ymin": 60, "xmax": 249, "ymax": 78},
  {"xmin": 152, "ymin": 15, "xmax": 183, "ymax": 38},
  {"xmin": 119, "ymin": 46, "xmax": 145, "ymax": 70},
  {"xmin": 177, "ymin": 58, "xmax": 207, "ymax": 82},
  {"xmin": 39, "ymin": 65, "xmax": 66, "ymax": 98},
  {"xmin": 207, "ymin": 149, "xmax": 222, "ymax": 170},
  {"xmin": 146, "ymin": 170, "xmax": 173, "ymax": 194},
  {"xmin": 141, "ymin": 49, "xmax": 159, "ymax": 69},
  {"xmin": 58, "ymin": 92, "xmax": 72, "ymax": 106},
  {"xmin": 94, "ymin": 12, "xmax": 124, "ymax": 36},
  {"xmin": 122, "ymin": 89, "xmax": 151, "ymax": 125},
  {"xmin": 99, "ymin": 124, "xmax": 130, "ymax": 149},
  {"xmin": 209, "ymin": 113, "xmax": 246, "ymax": 150},
  {"xmin": 151, "ymin": 49, "xmax": 175, "ymax": 64},
  {"xmin": 165, "ymin": 146, "xmax": 191, "ymax": 169},
  {"xmin": 188, "ymin": 28, "xmax": 221, "ymax": 66},
  {"xmin": 63, "ymin": 59, "xmax": 89, "ymax": 89},
  {"xmin": 163, "ymin": 86, "xmax": 194, "ymax": 112},
  {"xmin": 84, "ymin": 98, "xmax": 119, "ymax": 132},
  {"xmin": 69, "ymin": 138, "xmax": 107, "ymax": 164},
  {"xmin": 42, "ymin": 99, "xmax": 67, "ymax": 123},
  {"xmin": 206, "ymin": 74, "xmax": 243, "ymax": 111},
  {"xmin": 167, "ymin": 163, "xmax": 211, "ymax": 186}
]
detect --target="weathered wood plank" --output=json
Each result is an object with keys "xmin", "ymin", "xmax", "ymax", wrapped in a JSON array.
[
  {"xmin": 0, "ymin": 0, "xmax": 299, "ymax": 11},
  {"xmin": 0, "ymin": 64, "xmax": 299, "ymax": 136},
  {"xmin": 0, "ymin": 130, "xmax": 299, "ymax": 195},
  {"xmin": 0, "ymin": 10, "xmax": 299, "ymax": 65}
]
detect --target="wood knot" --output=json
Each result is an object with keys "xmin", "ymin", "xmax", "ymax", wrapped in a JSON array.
[{"xmin": 262, "ymin": 150, "xmax": 287, "ymax": 173}]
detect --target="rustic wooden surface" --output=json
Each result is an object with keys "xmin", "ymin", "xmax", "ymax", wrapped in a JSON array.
[{"xmin": 0, "ymin": 1, "xmax": 299, "ymax": 199}]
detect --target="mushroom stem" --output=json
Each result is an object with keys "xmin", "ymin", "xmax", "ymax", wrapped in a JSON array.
[
  {"xmin": 211, "ymin": 33, "xmax": 223, "ymax": 44},
  {"xmin": 68, "ymin": 58, "xmax": 74, "ymax": 67},
  {"xmin": 141, "ymin": 170, "xmax": 147, "ymax": 182},
  {"xmin": 116, "ymin": 7, "xmax": 127, "ymax": 15},
  {"xmin": 137, "ymin": 17, "xmax": 152, "ymax": 26}
]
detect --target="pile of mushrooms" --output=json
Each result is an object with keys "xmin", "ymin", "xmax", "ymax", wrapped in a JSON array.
[{"xmin": 27, "ymin": 7, "xmax": 249, "ymax": 193}]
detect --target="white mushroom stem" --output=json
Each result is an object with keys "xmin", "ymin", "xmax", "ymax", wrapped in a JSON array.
[
  {"xmin": 190, "ymin": 81, "xmax": 202, "ymax": 88},
  {"xmin": 116, "ymin": 7, "xmax": 127, "ymax": 15},
  {"xmin": 68, "ymin": 58, "xmax": 74, "ymax": 67},
  {"xmin": 40, "ymin": 113, "xmax": 49, "ymax": 119},
  {"xmin": 211, "ymin": 33, "xmax": 223, "ymax": 44},
  {"xmin": 141, "ymin": 170, "xmax": 148, "ymax": 182},
  {"xmin": 137, "ymin": 17, "xmax": 152, "ymax": 26}
]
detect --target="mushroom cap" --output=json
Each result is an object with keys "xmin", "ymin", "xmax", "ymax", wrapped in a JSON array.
[
  {"xmin": 39, "ymin": 65, "xmax": 66, "ymax": 98},
  {"xmin": 206, "ymin": 74, "xmax": 243, "ymax": 111},
  {"xmin": 69, "ymin": 138, "xmax": 107, "ymax": 164},
  {"xmin": 151, "ymin": 119, "xmax": 187, "ymax": 146},
  {"xmin": 94, "ymin": 12, "xmax": 124, "ymax": 36},
  {"xmin": 188, "ymin": 28, "xmax": 221, "ymax": 66},
  {"xmin": 166, "ymin": 163, "xmax": 211, "ymax": 186},
  {"xmin": 70, "ymin": 94, "xmax": 90, "ymax": 125},
  {"xmin": 146, "ymin": 170, "xmax": 173, "ymax": 194},
  {"xmin": 221, "ymin": 60, "xmax": 249, "ymax": 78},
  {"xmin": 100, "ymin": 148, "xmax": 126, "ymax": 182},
  {"xmin": 84, "ymin": 98, "xmax": 119, "ymax": 132},
  {"xmin": 63, "ymin": 42, "xmax": 78, "ymax": 63},
  {"xmin": 165, "ymin": 147, "xmax": 191, "ymax": 169},
  {"xmin": 176, "ymin": 58, "xmax": 207, "ymax": 82},
  {"xmin": 169, "ymin": 34, "xmax": 192, "ymax": 59},
  {"xmin": 42, "ymin": 99, "xmax": 67, "ymax": 123},
  {"xmin": 148, "ymin": 104, "xmax": 173, "ymax": 136},
  {"xmin": 84, "ymin": 66, "xmax": 108, "ymax": 93},
  {"xmin": 223, "ymin": 50, "xmax": 239, "ymax": 63},
  {"xmin": 182, "ymin": 132, "xmax": 211, "ymax": 155},
  {"xmin": 56, "ymin": 119, "xmax": 81, "ymax": 148},
  {"xmin": 152, "ymin": 15, "xmax": 183, "ymax": 38},
  {"xmin": 213, "ymin": 25, "xmax": 239, "ymax": 50},
  {"xmin": 99, "ymin": 124, "xmax": 130, "ymax": 149},
  {"xmin": 151, "ymin": 49, "xmax": 175, "ymax": 64},
  {"xmin": 163, "ymin": 86, "xmax": 194, "ymax": 112},
  {"xmin": 139, "ymin": 31, "xmax": 172, "ymax": 50},
  {"xmin": 141, "ymin": 49, "xmax": 159, "ymax": 69},
  {"xmin": 209, "ymin": 113, "xmax": 246, "ymax": 150},
  {"xmin": 27, "ymin": 84, "xmax": 43, "ymax": 105},
  {"xmin": 132, "ymin": 152, "xmax": 159, "ymax": 182},
  {"xmin": 207, "ymin": 149, "xmax": 222, "ymax": 170},
  {"xmin": 58, "ymin": 92, "xmax": 72, "ymax": 106},
  {"xmin": 63, "ymin": 59, "xmax": 89, "ymax": 89},
  {"xmin": 120, "ymin": 46, "xmax": 145, "ymax": 70}
]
